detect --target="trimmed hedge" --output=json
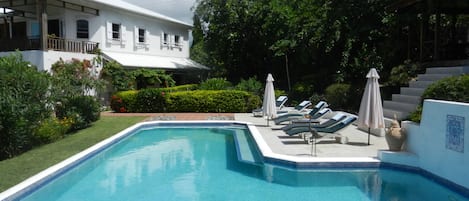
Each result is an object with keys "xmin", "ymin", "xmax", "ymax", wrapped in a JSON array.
[
  {"xmin": 111, "ymin": 89, "xmax": 261, "ymax": 113},
  {"xmin": 164, "ymin": 84, "xmax": 199, "ymax": 92}
]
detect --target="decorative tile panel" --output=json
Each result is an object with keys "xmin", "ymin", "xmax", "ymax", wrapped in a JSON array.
[{"xmin": 446, "ymin": 115, "xmax": 465, "ymax": 153}]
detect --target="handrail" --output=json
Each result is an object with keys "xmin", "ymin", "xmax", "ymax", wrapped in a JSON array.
[{"xmin": 47, "ymin": 37, "xmax": 99, "ymax": 54}]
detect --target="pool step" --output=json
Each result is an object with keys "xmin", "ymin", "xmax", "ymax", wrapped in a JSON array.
[{"xmin": 233, "ymin": 130, "xmax": 263, "ymax": 165}]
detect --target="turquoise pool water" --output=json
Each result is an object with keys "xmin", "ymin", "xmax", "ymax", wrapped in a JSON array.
[{"xmin": 19, "ymin": 125, "xmax": 469, "ymax": 201}]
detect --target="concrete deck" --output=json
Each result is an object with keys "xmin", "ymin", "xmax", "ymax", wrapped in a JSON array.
[{"xmin": 234, "ymin": 113, "xmax": 388, "ymax": 159}]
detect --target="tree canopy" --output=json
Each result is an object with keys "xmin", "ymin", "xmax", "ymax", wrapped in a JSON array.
[{"xmin": 191, "ymin": 0, "xmax": 402, "ymax": 92}]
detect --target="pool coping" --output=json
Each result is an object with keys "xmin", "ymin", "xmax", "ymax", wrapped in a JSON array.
[{"xmin": 2, "ymin": 120, "xmax": 466, "ymax": 200}]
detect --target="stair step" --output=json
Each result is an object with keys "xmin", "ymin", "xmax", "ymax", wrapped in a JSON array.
[
  {"xmin": 425, "ymin": 66, "xmax": 469, "ymax": 74},
  {"xmin": 383, "ymin": 101, "xmax": 418, "ymax": 112},
  {"xmin": 417, "ymin": 74, "xmax": 454, "ymax": 81},
  {"xmin": 400, "ymin": 87, "xmax": 425, "ymax": 96},
  {"xmin": 383, "ymin": 109, "xmax": 410, "ymax": 120},
  {"xmin": 391, "ymin": 94, "xmax": 421, "ymax": 105},
  {"xmin": 408, "ymin": 80, "xmax": 434, "ymax": 88}
]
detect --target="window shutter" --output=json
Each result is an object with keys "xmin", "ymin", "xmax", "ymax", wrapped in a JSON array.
[
  {"xmin": 120, "ymin": 24, "xmax": 126, "ymax": 44},
  {"xmin": 134, "ymin": 26, "xmax": 139, "ymax": 44},
  {"xmin": 145, "ymin": 30, "xmax": 149, "ymax": 45},
  {"xmin": 179, "ymin": 35, "xmax": 184, "ymax": 47},
  {"xmin": 106, "ymin": 21, "xmax": 112, "ymax": 41},
  {"xmin": 161, "ymin": 31, "xmax": 165, "ymax": 46}
]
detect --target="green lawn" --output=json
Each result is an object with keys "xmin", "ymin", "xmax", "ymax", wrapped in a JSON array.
[{"xmin": 0, "ymin": 116, "xmax": 146, "ymax": 192}]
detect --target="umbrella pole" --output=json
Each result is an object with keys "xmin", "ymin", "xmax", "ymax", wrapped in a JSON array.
[{"xmin": 368, "ymin": 127, "xmax": 371, "ymax": 145}]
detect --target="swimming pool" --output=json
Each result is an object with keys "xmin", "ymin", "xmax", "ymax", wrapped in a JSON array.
[{"xmin": 3, "ymin": 122, "xmax": 469, "ymax": 201}]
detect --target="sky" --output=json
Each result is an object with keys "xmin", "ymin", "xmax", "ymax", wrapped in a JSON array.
[{"xmin": 123, "ymin": 0, "xmax": 196, "ymax": 25}]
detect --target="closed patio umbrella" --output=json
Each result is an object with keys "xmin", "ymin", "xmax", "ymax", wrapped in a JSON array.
[
  {"xmin": 358, "ymin": 68, "xmax": 385, "ymax": 145},
  {"xmin": 262, "ymin": 73, "xmax": 277, "ymax": 126}
]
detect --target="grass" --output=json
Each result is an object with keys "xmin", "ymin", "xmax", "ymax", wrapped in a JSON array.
[{"xmin": 0, "ymin": 116, "xmax": 146, "ymax": 192}]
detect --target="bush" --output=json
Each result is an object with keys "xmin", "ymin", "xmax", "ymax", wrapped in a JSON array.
[
  {"xmin": 134, "ymin": 88, "xmax": 167, "ymax": 112},
  {"xmin": 199, "ymin": 78, "xmax": 232, "ymax": 90},
  {"xmin": 166, "ymin": 90, "xmax": 260, "ymax": 112},
  {"xmin": 0, "ymin": 53, "xmax": 52, "ymax": 160},
  {"xmin": 324, "ymin": 83, "xmax": 351, "ymax": 111},
  {"xmin": 289, "ymin": 82, "xmax": 314, "ymax": 102},
  {"xmin": 33, "ymin": 117, "xmax": 70, "ymax": 144},
  {"xmin": 110, "ymin": 90, "xmax": 138, "ymax": 113},
  {"xmin": 164, "ymin": 84, "xmax": 199, "ymax": 92},
  {"xmin": 56, "ymin": 96, "xmax": 101, "ymax": 131},
  {"xmin": 235, "ymin": 77, "xmax": 262, "ymax": 96},
  {"xmin": 409, "ymin": 75, "xmax": 469, "ymax": 122}
]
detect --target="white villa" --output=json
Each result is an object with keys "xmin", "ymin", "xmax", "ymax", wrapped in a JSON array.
[{"xmin": 0, "ymin": 0, "xmax": 208, "ymax": 79}]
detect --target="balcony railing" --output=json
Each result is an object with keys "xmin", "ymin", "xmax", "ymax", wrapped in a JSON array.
[{"xmin": 0, "ymin": 37, "xmax": 99, "ymax": 54}]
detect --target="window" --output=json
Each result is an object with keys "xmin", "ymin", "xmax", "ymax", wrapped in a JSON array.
[
  {"xmin": 163, "ymin": 32, "xmax": 168, "ymax": 44},
  {"xmin": 138, "ymin": 28, "xmax": 145, "ymax": 43},
  {"xmin": 76, "ymin": 20, "xmax": 89, "ymax": 39},
  {"xmin": 112, "ymin": 23, "xmax": 120, "ymax": 40},
  {"xmin": 174, "ymin": 35, "xmax": 180, "ymax": 46}
]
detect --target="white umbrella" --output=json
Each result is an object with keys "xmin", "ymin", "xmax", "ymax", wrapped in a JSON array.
[
  {"xmin": 358, "ymin": 68, "xmax": 385, "ymax": 145},
  {"xmin": 262, "ymin": 73, "xmax": 277, "ymax": 126}
]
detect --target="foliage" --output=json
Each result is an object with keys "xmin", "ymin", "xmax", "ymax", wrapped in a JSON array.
[
  {"xmin": 55, "ymin": 96, "xmax": 101, "ymax": 131},
  {"xmin": 409, "ymin": 75, "xmax": 469, "ymax": 122},
  {"xmin": 199, "ymin": 78, "xmax": 232, "ymax": 90},
  {"xmin": 50, "ymin": 58, "xmax": 103, "ymax": 100},
  {"xmin": 324, "ymin": 83, "xmax": 351, "ymax": 111},
  {"xmin": 166, "ymin": 90, "xmax": 260, "ymax": 112},
  {"xmin": 192, "ymin": 0, "xmax": 398, "ymax": 90},
  {"xmin": 309, "ymin": 93, "xmax": 327, "ymax": 106},
  {"xmin": 384, "ymin": 61, "xmax": 422, "ymax": 87},
  {"xmin": 100, "ymin": 61, "xmax": 134, "ymax": 91},
  {"xmin": 0, "ymin": 116, "xmax": 145, "ymax": 191},
  {"xmin": 234, "ymin": 76, "xmax": 263, "ymax": 96},
  {"xmin": 164, "ymin": 84, "xmax": 199, "ymax": 92},
  {"xmin": 134, "ymin": 88, "xmax": 167, "ymax": 113},
  {"xmin": 110, "ymin": 90, "xmax": 138, "ymax": 113},
  {"xmin": 33, "ymin": 117, "xmax": 70, "ymax": 144},
  {"xmin": 289, "ymin": 82, "xmax": 314, "ymax": 102},
  {"xmin": 131, "ymin": 69, "xmax": 175, "ymax": 89},
  {"xmin": 0, "ymin": 53, "xmax": 52, "ymax": 160}
]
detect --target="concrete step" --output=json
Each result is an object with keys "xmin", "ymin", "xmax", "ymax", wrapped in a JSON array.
[
  {"xmin": 408, "ymin": 80, "xmax": 434, "ymax": 88},
  {"xmin": 417, "ymin": 73, "xmax": 454, "ymax": 81},
  {"xmin": 425, "ymin": 66, "xmax": 469, "ymax": 74},
  {"xmin": 400, "ymin": 87, "xmax": 425, "ymax": 96},
  {"xmin": 391, "ymin": 94, "xmax": 421, "ymax": 105},
  {"xmin": 383, "ymin": 108, "xmax": 410, "ymax": 120},
  {"xmin": 383, "ymin": 101, "xmax": 418, "ymax": 113}
]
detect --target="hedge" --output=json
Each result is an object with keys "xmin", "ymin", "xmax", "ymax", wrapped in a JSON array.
[{"xmin": 111, "ymin": 89, "xmax": 261, "ymax": 113}]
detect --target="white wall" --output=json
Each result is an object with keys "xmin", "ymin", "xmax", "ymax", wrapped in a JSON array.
[
  {"xmin": 0, "ymin": 51, "xmax": 96, "ymax": 72},
  {"xmin": 60, "ymin": 5, "xmax": 190, "ymax": 58},
  {"xmin": 379, "ymin": 99, "xmax": 469, "ymax": 189}
]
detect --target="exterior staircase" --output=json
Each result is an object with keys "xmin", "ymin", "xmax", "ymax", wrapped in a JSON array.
[{"xmin": 383, "ymin": 65, "xmax": 469, "ymax": 120}]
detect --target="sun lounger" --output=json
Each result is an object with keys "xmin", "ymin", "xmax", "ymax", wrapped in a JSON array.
[
  {"xmin": 276, "ymin": 95, "xmax": 288, "ymax": 109},
  {"xmin": 283, "ymin": 113, "xmax": 348, "ymax": 135},
  {"xmin": 274, "ymin": 101, "xmax": 328, "ymax": 125}
]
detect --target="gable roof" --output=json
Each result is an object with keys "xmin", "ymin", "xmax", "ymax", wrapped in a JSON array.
[{"xmin": 90, "ymin": 0, "xmax": 193, "ymax": 28}]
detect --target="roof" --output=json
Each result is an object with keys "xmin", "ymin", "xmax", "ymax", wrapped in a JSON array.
[
  {"xmin": 90, "ymin": 0, "xmax": 193, "ymax": 28},
  {"xmin": 103, "ymin": 51, "xmax": 209, "ymax": 70}
]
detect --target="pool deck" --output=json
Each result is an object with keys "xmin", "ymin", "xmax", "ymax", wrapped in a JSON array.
[{"xmin": 102, "ymin": 111, "xmax": 388, "ymax": 159}]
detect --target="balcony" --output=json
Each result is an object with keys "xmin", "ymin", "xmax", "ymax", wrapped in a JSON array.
[{"xmin": 0, "ymin": 36, "xmax": 99, "ymax": 54}]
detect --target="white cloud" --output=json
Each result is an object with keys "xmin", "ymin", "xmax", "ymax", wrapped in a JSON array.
[{"xmin": 123, "ymin": 0, "xmax": 195, "ymax": 24}]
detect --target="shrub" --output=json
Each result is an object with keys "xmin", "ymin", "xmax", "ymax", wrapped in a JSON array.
[
  {"xmin": 56, "ymin": 96, "xmax": 101, "ymax": 131},
  {"xmin": 235, "ymin": 77, "xmax": 263, "ymax": 96},
  {"xmin": 289, "ymin": 82, "xmax": 314, "ymax": 102},
  {"xmin": 166, "ymin": 90, "xmax": 259, "ymax": 112},
  {"xmin": 100, "ymin": 61, "xmax": 134, "ymax": 91},
  {"xmin": 324, "ymin": 83, "xmax": 351, "ymax": 111},
  {"xmin": 409, "ymin": 75, "xmax": 469, "ymax": 122},
  {"xmin": 164, "ymin": 84, "xmax": 199, "ymax": 92},
  {"xmin": 135, "ymin": 88, "xmax": 167, "ymax": 112},
  {"xmin": 0, "ymin": 53, "xmax": 52, "ymax": 160},
  {"xmin": 110, "ymin": 90, "xmax": 138, "ymax": 113},
  {"xmin": 199, "ymin": 78, "xmax": 232, "ymax": 90},
  {"xmin": 131, "ymin": 68, "xmax": 175, "ymax": 89},
  {"xmin": 33, "ymin": 117, "xmax": 70, "ymax": 144}
]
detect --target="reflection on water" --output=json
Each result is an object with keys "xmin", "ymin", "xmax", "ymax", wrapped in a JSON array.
[{"xmin": 21, "ymin": 127, "xmax": 469, "ymax": 201}]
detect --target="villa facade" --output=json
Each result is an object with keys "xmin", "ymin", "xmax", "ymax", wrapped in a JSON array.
[{"xmin": 0, "ymin": 0, "xmax": 207, "ymax": 75}]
